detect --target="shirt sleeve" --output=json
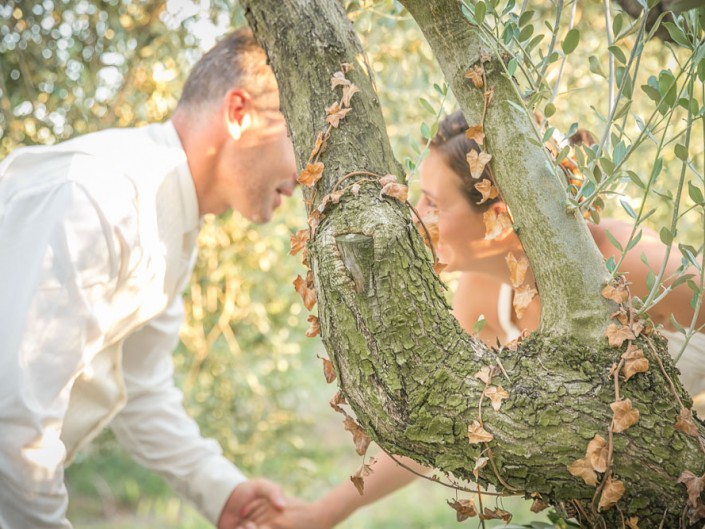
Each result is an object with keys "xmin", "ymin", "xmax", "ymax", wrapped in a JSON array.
[
  {"xmin": 0, "ymin": 176, "xmax": 119, "ymax": 529},
  {"xmin": 110, "ymin": 280, "xmax": 247, "ymax": 526}
]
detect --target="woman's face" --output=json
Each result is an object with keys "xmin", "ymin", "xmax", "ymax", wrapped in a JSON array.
[{"xmin": 417, "ymin": 148, "xmax": 512, "ymax": 273}]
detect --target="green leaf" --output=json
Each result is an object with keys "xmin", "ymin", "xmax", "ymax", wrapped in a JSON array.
[
  {"xmin": 627, "ymin": 229, "xmax": 643, "ymax": 250},
  {"xmin": 605, "ymin": 230, "xmax": 623, "ymax": 252},
  {"xmin": 507, "ymin": 57, "xmax": 518, "ymax": 76},
  {"xmin": 608, "ymin": 45, "xmax": 627, "ymax": 64},
  {"xmin": 421, "ymin": 122, "xmax": 431, "ymax": 139},
  {"xmin": 542, "ymin": 126, "xmax": 555, "ymax": 143},
  {"xmin": 613, "ymin": 141, "xmax": 627, "ymax": 166},
  {"xmin": 640, "ymin": 251, "xmax": 650, "ymax": 267},
  {"xmin": 675, "ymin": 143, "xmax": 689, "ymax": 161},
  {"xmin": 626, "ymin": 170, "xmax": 645, "ymax": 189},
  {"xmin": 430, "ymin": 121, "xmax": 439, "ymax": 138},
  {"xmin": 555, "ymin": 145, "xmax": 570, "ymax": 163},
  {"xmin": 519, "ymin": 9, "xmax": 534, "ymax": 26},
  {"xmin": 641, "ymin": 83, "xmax": 661, "ymax": 103},
  {"xmin": 613, "ymin": 13, "xmax": 624, "ymax": 37},
  {"xmin": 606, "ymin": 256, "xmax": 617, "ymax": 272},
  {"xmin": 562, "ymin": 28, "xmax": 580, "ymax": 55},
  {"xmin": 526, "ymin": 33, "xmax": 545, "ymax": 52},
  {"xmin": 472, "ymin": 314, "xmax": 487, "ymax": 334},
  {"xmin": 419, "ymin": 97, "xmax": 434, "ymax": 115},
  {"xmin": 670, "ymin": 313, "xmax": 685, "ymax": 334},
  {"xmin": 589, "ymin": 55, "xmax": 606, "ymax": 77},
  {"xmin": 660, "ymin": 226, "xmax": 674, "ymax": 245},
  {"xmin": 475, "ymin": 1, "xmax": 487, "ymax": 24},
  {"xmin": 688, "ymin": 180, "xmax": 704, "ymax": 204},
  {"xmin": 519, "ymin": 24, "xmax": 534, "ymax": 42},
  {"xmin": 620, "ymin": 198, "xmax": 637, "ymax": 219},
  {"xmin": 600, "ymin": 156, "xmax": 615, "ymax": 175},
  {"xmin": 544, "ymin": 102, "xmax": 556, "ymax": 118},
  {"xmin": 646, "ymin": 270, "xmax": 656, "ymax": 291},
  {"xmin": 663, "ymin": 21, "xmax": 691, "ymax": 47},
  {"xmin": 658, "ymin": 70, "xmax": 678, "ymax": 106},
  {"xmin": 566, "ymin": 122, "xmax": 578, "ymax": 137}
]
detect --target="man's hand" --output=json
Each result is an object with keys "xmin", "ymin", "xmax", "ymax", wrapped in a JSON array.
[
  {"xmin": 237, "ymin": 497, "xmax": 333, "ymax": 529},
  {"xmin": 218, "ymin": 479, "xmax": 287, "ymax": 529}
]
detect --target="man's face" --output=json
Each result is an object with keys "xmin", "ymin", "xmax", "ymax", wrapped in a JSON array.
[{"xmin": 220, "ymin": 107, "xmax": 298, "ymax": 223}]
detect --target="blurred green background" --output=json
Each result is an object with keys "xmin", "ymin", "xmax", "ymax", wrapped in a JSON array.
[{"xmin": 0, "ymin": 0, "xmax": 701, "ymax": 527}]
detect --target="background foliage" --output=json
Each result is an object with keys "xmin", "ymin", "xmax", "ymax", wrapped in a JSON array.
[{"xmin": 1, "ymin": 0, "xmax": 702, "ymax": 527}]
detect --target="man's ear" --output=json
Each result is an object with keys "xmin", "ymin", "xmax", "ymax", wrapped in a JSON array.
[{"xmin": 224, "ymin": 89, "xmax": 253, "ymax": 140}]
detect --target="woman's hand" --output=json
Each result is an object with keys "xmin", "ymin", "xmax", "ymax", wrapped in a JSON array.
[{"xmin": 237, "ymin": 497, "xmax": 334, "ymax": 529}]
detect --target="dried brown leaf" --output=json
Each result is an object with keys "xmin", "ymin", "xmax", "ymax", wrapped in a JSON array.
[
  {"xmin": 466, "ymin": 150, "xmax": 493, "ymax": 179},
  {"xmin": 472, "ymin": 456, "xmax": 489, "ymax": 479},
  {"xmin": 621, "ymin": 346, "xmax": 649, "ymax": 381},
  {"xmin": 474, "ymin": 178, "xmax": 499, "ymax": 205},
  {"xmin": 433, "ymin": 261, "xmax": 447, "ymax": 275},
  {"xmin": 602, "ymin": 281, "xmax": 629, "ymax": 304},
  {"xmin": 675, "ymin": 408, "xmax": 699, "ymax": 437},
  {"xmin": 341, "ymin": 84, "xmax": 360, "ymax": 107},
  {"xmin": 447, "ymin": 498, "xmax": 477, "ymax": 521},
  {"xmin": 349, "ymin": 457, "xmax": 376, "ymax": 495},
  {"xmin": 330, "ymin": 391, "xmax": 347, "ymax": 413},
  {"xmin": 484, "ymin": 385, "xmax": 509, "ymax": 411},
  {"xmin": 611, "ymin": 399, "xmax": 640, "ymax": 433},
  {"xmin": 305, "ymin": 314, "xmax": 320, "ymax": 338},
  {"xmin": 598, "ymin": 477, "xmax": 625, "ymax": 511},
  {"xmin": 465, "ymin": 64, "xmax": 484, "ymax": 88},
  {"xmin": 343, "ymin": 415, "xmax": 371, "ymax": 456},
  {"xmin": 513, "ymin": 285, "xmax": 538, "ymax": 320},
  {"xmin": 483, "ymin": 209, "xmax": 512, "ymax": 240},
  {"xmin": 326, "ymin": 106, "xmax": 352, "ymax": 128},
  {"xmin": 308, "ymin": 209, "xmax": 321, "ymax": 232},
  {"xmin": 530, "ymin": 497, "xmax": 549, "ymax": 513},
  {"xmin": 678, "ymin": 470, "xmax": 705, "ymax": 508},
  {"xmin": 341, "ymin": 62, "xmax": 353, "ymax": 73},
  {"xmin": 321, "ymin": 357, "xmax": 336, "ymax": 383},
  {"xmin": 298, "ymin": 162, "xmax": 324, "ymax": 187},
  {"xmin": 567, "ymin": 457, "xmax": 598, "ymax": 486},
  {"xmin": 467, "ymin": 420, "xmax": 493, "ymax": 444},
  {"xmin": 479, "ymin": 49, "xmax": 491, "ymax": 63},
  {"xmin": 586, "ymin": 434, "xmax": 608, "ymax": 473},
  {"xmin": 505, "ymin": 252, "xmax": 529, "ymax": 289},
  {"xmin": 479, "ymin": 507, "xmax": 512, "ymax": 523},
  {"xmin": 465, "ymin": 124, "xmax": 485, "ymax": 145},
  {"xmin": 625, "ymin": 517, "xmax": 640, "ymax": 529},
  {"xmin": 474, "ymin": 366, "xmax": 493, "ymax": 384},
  {"xmin": 605, "ymin": 323, "xmax": 635, "ymax": 348},
  {"xmin": 330, "ymin": 71, "xmax": 350, "ymax": 89},
  {"xmin": 290, "ymin": 229, "xmax": 309, "ymax": 256},
  {"xmin": 351, "ymin": 183, "xmax": 361, "ymax": 196},
  {"xmin": 310, "ymin": 131, "xmax": 326, "ymax": 160},
  {"xmin": 379, "ymin": 174, "xmax": 397, "ymax": 186},
  {"xmin": 381, "ymin": 182, "xmax": 408, "ymax": 202},
  {"xmin": 293, "ymin": 274, "xmax": 316, "ymax": 311}
]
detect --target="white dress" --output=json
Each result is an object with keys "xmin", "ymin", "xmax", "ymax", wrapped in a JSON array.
[{"xmin": 497, "ymin": 285, "xmax": 705, "ymax": 415}]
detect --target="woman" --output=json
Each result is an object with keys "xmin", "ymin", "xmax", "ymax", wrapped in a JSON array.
[{"xmin": 238, "ymin": 111, "xmax": 705, "ymax": 529}]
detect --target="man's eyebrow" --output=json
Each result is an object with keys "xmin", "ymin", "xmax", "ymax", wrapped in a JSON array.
[{"xmin": 421, "ymin": 188, "xmax": 436, "ymax": 199}]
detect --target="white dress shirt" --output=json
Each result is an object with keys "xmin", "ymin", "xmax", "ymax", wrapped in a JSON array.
[{"xmin": 0, "ymin": 122, "xmax": 245, "ymax": 528}]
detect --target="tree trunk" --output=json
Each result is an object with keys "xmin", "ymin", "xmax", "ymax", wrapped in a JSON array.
[{"xmin": 242, "ymin": 1, "xmax": 705, "ymax": 527}]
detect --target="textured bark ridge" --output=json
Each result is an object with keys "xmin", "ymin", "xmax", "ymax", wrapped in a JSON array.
[{"xmin": 243, "ymin": 1, "xmax": 705, "ymax": 527}]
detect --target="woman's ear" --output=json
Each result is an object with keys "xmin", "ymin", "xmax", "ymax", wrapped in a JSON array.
[{"xmin": 491, "ymin": 201, "xmax": 515, "ymax": 241}]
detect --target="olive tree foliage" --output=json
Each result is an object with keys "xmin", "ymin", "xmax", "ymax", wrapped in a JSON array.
[{"xmin": 243, "ymin": 0, "xmax": 705, "ymax": 526}]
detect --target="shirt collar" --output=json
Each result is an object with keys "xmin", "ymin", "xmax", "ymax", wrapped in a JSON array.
[{"xmin": 162, "ymin": 120, "xmax": 200, "ymax": 234}]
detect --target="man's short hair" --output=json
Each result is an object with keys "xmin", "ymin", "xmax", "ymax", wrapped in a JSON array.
[{"xmin": 177, "ymin": 27, "xmax": 278, "ymax": 114}]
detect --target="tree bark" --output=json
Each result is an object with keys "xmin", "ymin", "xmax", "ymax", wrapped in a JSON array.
[{"xmin": 242, "ymin": 1, "xmax": 705, "ymax": 527}]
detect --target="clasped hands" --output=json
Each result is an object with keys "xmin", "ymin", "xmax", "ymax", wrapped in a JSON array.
[{"xmin": 218, "ymin": 478, "xmax": 332, "ymax": 529}]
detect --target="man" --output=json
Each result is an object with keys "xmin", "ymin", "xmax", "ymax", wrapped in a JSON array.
[{"xmin": 0, "ymin": 28, "xmax": 297, "ymax": 528}]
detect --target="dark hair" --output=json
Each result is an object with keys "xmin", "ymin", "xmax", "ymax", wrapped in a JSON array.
[
  {"xmin": 431, "ymin": 110, "xmax": 596, "ymax": 210},
  {"xmin": 177, "ymin": 28, "xmax": 278, "ymax": 114},
  {"xmin": 430, "ymin": 110, "xmax": 495, "ymax": 210}
]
